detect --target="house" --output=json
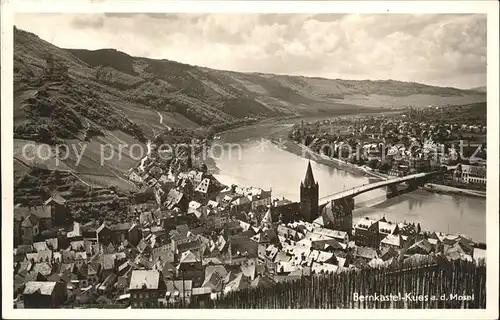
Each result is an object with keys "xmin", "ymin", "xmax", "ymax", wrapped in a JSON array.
[
  {"xmin": 377, "ymin": 220, "xmax": 398, "ymax": 244},
  {"xmin": 201, "ymin": 271, "xmax": 224, "ymax": 293},
  {"xmin": 100, "ymin": 254, "xmax": 117, "ymax": 280},
  {"xmin": 309, "ymin": 227, "xmax": 349, "ymax": 244},
  {"xmin": 129, "ymin": 171, "xmax": 143, "ymax": 184},
  {"xmin": 210, "ymin": 211, "xmax": 229, "ymax": 230},
  {"xmin": 354, "ymin": 217, "xmax": 379, "ymax": 247},
  {"xmin": 454, "ymin": 164, "xmax": 486, "ymax": 185},
  {"xmin": 380, "ymin": 246, "xmax": 399, "ymax": 261},
  {"xmin": 223, "ymin": 273, "xmax": 250, "ymax": 293},
  {"xmin": 151, "ymin": 244, "xmax": 175, "ymax": 263},
  {"xmin": 311, "ymin": 262, "xmax": 338, "ymax": 274},
  {"xmin": 406, "ymin": 239, "xmax": 434, "ymax": 255},
  {"xmin": 128, "ymin": 224, "xmax": 142, "ymax": 247},
  {"xmin": 66, "ymin": 222, "xmax": 82, "ymax": 240},
  {"xmin": 178, "ymin": 250, "xmax": 204, "ymax": 287},
  {"xmin": 243, "ymin": 188, "xmax": 272, "ymax": 210},
  {"xmin": 15, "ymin": 204, "xmax": 53, "ymax": 231},
  {"xmin": 271, "ymin": 199, "xmax": 300, "ymax": 222},
  {"xmin": 96, "ymin": 223, "xmax": 113, "ymax": 246},
  {"xmin": 22, "ymin": 281, "xmax": 67, "ymax": 308},
  {"xmin": 164, "ymin": 280, "xmax": 193, "ymax": 306},
  {"xmin": 164, "ymin": 188, "xmax": 187, "ymax": 211},
  {"xmin": 194, "ymin": 178, "xmax": 219, "ymax": 204},
  {"xmin": 380, "ymin": 234, "xmax": 404, "ymax": 250},
  {"xmin": 21, "ymin": 214, "xmax": 40, "ymax": 245},
  {"xmin": 110, "ymin": 223, "xmax": 131, "ymax": 244},
  {"xmin": 129, "ymin": 270, "xmax": 164, "ymax": 308},
  {"xmin": 44, "ymin": 192, "xmax": 69, "ymax": 227},
  {"xmin": 97, "ymin": 273, "xmax": 118, "ymax": 295},
  {"xmin": 191, "ymin": 287, "xmax": 213, "ymax": 308},
  {"xmin": 353, "ymin": 246, "xmax": 378, "ymax": 262},
  {"xmin": 230, "ymin": 196, "xmax": 252, "ymax": 215}
]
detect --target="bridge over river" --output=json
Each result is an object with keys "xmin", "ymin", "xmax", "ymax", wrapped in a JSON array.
[{"xmin": 319, "ymin": 171, "xmax": 443, "ymax": 206}]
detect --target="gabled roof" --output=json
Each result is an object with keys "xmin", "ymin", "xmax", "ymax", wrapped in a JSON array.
[
  {"xmin": 32, "ymin": 262, "xmax": 53, "ymax": 277},
  {"xmin": 202, "ymin": 271, "xmax": 223, "ymax": 292},
  {"xmin": 353, "ymin": 246, "xmax": 378, "ymax": 260},
  {"xmin": 312, "ymin": 215, "xmax": 324, "ymax": 227},
  {"xmin": 261, "ymin": 209, "xmax": 272, "ymax": 226},
  {"xmin": 165, "ymin": 279, "xmax": 193, "ymax": 293},
  {"xmin": 110, "ymin": 223, "xmax": 132, "ymax": 232},
  {"xmin": 223, "ymin": 271, "xmax": 237, "ymax": 284},
  {"xmin": 23, "ymin": 281, "xmax": 57, "ymax": 295},
  {"xmin": 179, "ymin": 250, "xmax": 201, "ymax": 264},
  {"xmin": 205, "ymin": 265, "xmax": 228, "ymax": 280},
  {"xmin": 15, "ymin": 205, "xmax": 51, "ymax": 220},
  {"xmin": 406, "ymin": 239, "xmax": 433, "ymax": 254},
  {"xmin": 21, "ymin": 214, "xmax": 39, "ymax": 228},
  {"xmin": 355, "ymin": 217, "xmax": 378, "ymax": 230},
  {"xmin": 380, "ymin": 246, "xmax": 399, "ymax": 261},
  {"xmin": 380, "ymin": 234, "xmax": 403, "ymax": 247},
  {"xmin": 33, "ymin": 241, "xmax": 49, "ymax": 253},
  {"xmin": 195, "ymin": 178, "xmax": 211, "ymax": 193},
  {"xmin": 224, "ymin": 273, "xmax": 250, "ymax": 293},
  {"xmin": 44, "ymin": 192, "xmax": 66, "ymax": 206},
  {"xmin": 26, "ymin": 250, "xmax": 52, "ymax": 263},
  {"xmin": 251, "ymin": 275, "xmax": 275, "ymax": 288},
  {"xmin": 96, "ymin": 222, "xmax": 110, "ymax": 234},
  {"xmin": 102, "ymin": 254, "xmax": 116, "ymax": 270},
  {"xmin": 240, "ymin": 264, "xmax": 256, "ymax": 280},
  {"xmin": 129, "ymin": 270, "xmax": 160, "ymax": 290}
]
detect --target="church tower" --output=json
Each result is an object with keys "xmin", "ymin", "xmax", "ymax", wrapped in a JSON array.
[
  {"xmin": 186, "ymin": 145, "xmax": 193, "ymax": 170},
  {"xmin": 300, "ymin": 161, "xmax": 319, "ymax": 222}
]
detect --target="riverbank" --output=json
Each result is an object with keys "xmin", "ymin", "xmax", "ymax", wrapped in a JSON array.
[
  {"xmin": 272, "ymin": 138, "xmax": 388, "ymax": 181},
  {"xmin": 273, "ymin": 139, "xmax": 486, "ymax": 199},
  {"xmin": 421, "ymin": 183, "xmax": 486, "ymax": 198}
]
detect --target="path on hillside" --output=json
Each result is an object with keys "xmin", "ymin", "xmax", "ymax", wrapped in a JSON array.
[{"xmin": 156, "ymin": 111, "xmax": 172, "ymax": 131}]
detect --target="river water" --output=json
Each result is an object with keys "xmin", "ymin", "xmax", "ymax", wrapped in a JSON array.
[{"xmin": 210, "ymin": 120, "xmax": 487, "ymax": 243}]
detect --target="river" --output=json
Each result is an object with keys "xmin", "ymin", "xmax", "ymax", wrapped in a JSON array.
[{"xmin": 208, "ymin": 119, "xmax": 487, "ymax": 243}]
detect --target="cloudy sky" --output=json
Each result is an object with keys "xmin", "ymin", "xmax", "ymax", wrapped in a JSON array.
[{"xmin": 15, "ymin": 13, "xmax": 486, "ymax": 89}]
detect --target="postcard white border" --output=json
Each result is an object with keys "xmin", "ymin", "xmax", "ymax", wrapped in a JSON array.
[{"xmin": 2, "ymin": 1, "xmax": 499, "ymax": 319}]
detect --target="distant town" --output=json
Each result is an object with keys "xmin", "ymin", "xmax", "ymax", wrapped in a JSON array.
[
  {"xmin": 13, "ymin": 104, "xmax": 487, "ymax": 309},
  {"xmin": 289, "ymin": 103, "xmax": 486, "ymax": 195}
]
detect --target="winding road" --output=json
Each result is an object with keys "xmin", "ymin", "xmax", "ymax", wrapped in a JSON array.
[
  {"xmin": 138, "ymin": 111, "xmax": 171, "ymax": 171},
  {"xmin": 156, "ymin": 111, "xmax": 172, "ymax": 131}
]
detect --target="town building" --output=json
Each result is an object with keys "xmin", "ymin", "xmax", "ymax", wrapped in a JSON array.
[
  {"xmin": 454, "ymin": 164, "xmax": 486, "ymax": 185},
  {"xmin": 22, "ymin": 281, "xmax": 67, "ymax": 308},
  {"xmin": 129, "ymin": 270, "xmax": 164, "ymax": 308}
]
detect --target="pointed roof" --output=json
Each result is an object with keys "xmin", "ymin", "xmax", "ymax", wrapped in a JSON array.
[
  {"xmin": 261, "ymin": 208, "xmax": 272, "ymax": 226},
  {"xmin": 179, "ymin": 250, "xmax": 200, "ymax": 264},
  {"xmin": 251, "ymin": 275, "xmax": 275, "ymax": 288},
  {"xmin": 303, "ymin": 161, "xmax": 316, "ymax": 187}
]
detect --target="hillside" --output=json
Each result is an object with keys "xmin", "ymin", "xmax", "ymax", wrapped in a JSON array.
[
  {"xmin": 13, "ymin": 26, "xmax": 486, "ymax": 190},
  {"xmin": 469, "ymin": 86, "xmax": 487, "ymax": 93}
]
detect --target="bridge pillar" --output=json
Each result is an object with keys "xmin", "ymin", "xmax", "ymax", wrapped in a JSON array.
[
  {"xmin": 386, "ymin": 184, "xmax": 399, "ymax": 198},
  {"xmin": 407, "ymin": 179, "xmax": 419, "ymax": 191}
]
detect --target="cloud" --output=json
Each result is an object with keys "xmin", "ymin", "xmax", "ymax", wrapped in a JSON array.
[
  {"xmin": 70, "ymin": 16, "xmax": 105, "ymax": 29},
  {"xmin": 14, "ymin": 13, "xmax": 487, "ymax": 88}
]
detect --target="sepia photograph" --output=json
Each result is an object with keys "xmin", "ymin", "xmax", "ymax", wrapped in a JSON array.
[{"xmin": 2, "ymin": 1, "xmax": 499, "ymax": 319}]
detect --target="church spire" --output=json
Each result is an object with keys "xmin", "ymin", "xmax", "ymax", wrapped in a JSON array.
[
  {"xmin": 300, "ymin": 161, "xmax": 319, "ymax": 223},
  {"xmin": 303, "ymin": 161, "xmax": 316, "ymax": 187},
  {"xmin": 186, "ymin": 144, "xmax": 193, "ymax": 170}
]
